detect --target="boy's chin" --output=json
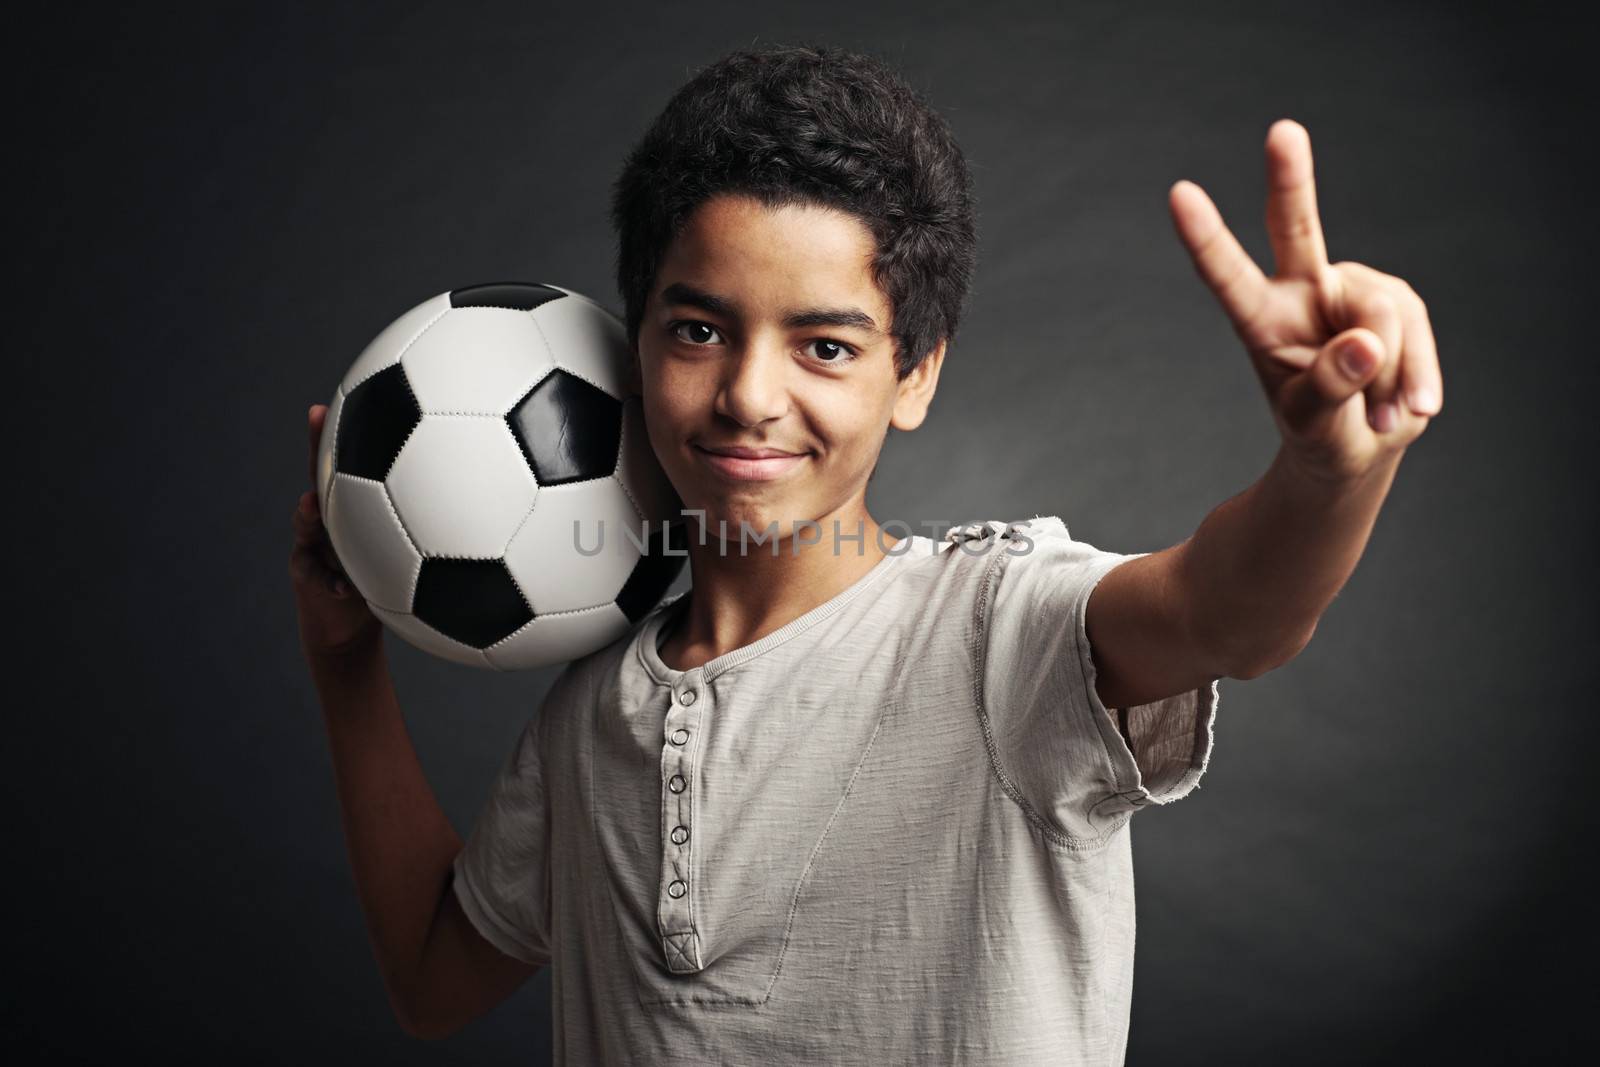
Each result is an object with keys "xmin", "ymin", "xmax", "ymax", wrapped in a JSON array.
[{"xmin": 681, "ymin": 502, "xmax": 832, "ymax": 549}]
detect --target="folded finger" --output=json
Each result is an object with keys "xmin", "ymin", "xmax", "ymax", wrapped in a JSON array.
[
  {"xmin": 1278, "ymin": 326, "xmax": 1380, "ymax": 442},
  {"xmin": 288, "ymin": 544, "xmax": 330, "ymax": 587},
  {"xmin": 317, "ymin": 540, "xmax": 349, "ymax": 585},
  {"xmin": 292, "ymin": 493, "xmax": 323, "ymax": 546},
  {"xmin": 1332, "ymin": 283, "xmax": 1403, "ymax": 431},
  {"xmin": 1396, "ymin": 289, "xmax": 1442, "ymax": 416}
]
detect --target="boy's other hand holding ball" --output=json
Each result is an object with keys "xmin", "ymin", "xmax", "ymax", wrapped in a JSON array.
[{"xmin": 290, "ymin": 403, "xmax": 382, "ymax": 660}]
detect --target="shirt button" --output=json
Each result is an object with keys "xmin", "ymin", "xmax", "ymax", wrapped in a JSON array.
[
  {"xmin": 671, "ymin": 728, "xmax": 689, "ymax": 746},
  {"xmin": 668, "ymin": 879, "xmax": 687, "ymax": 899},
  {"xmin": 679, "ymin": 690, "xmax": 697, "ymax": 706},
  {"xmin": 670, "ymin": 824, "xmax": 689, "ymax": 845},
  {"xmin": 668, "ymin": 774, "xmax": 686, "ymax": 794}
]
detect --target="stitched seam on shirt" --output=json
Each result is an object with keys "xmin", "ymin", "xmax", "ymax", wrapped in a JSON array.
[
  {"xmin": 762, "ymin": 548, "xmax": 938, "ymax": 997},
  {"xmin": 681, "ymin": 691, "xmax": 705, "ymax": 955},
  {"xmin": 971, "ymin": 533, "xmax": 1121, "ymax": 852},
  {"xmin": 764, "ymin": 694, "xmax": 895, "ymax": 1001}
]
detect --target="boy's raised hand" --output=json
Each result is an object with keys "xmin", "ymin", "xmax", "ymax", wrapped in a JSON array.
[
  {"xmin": 290, "ymin": 403, "xmax": 382, "ymax": 659},
  {"xmin": 1168, "ymin": 119, "xmax": 1442, "ymax": 485}
]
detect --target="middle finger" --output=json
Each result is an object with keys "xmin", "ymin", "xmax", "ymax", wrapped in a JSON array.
[{"xmin": 1264, "ymin": 120, "xmax": 1331, "ymax": 279}]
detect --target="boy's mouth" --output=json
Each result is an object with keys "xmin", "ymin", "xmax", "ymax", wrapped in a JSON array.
[{"xmin": 693, "ymin": 443, "xmax": 809, "ymax": 482}]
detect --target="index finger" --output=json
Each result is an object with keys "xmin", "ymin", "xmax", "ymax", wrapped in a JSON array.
[
  {"xmin": 1169, "ymin": 179, "xmax": 1271, "ymax": 331},
  {"xmin": 1264, "ymin": 119, "xmax": 1329, "ymax": 279}
]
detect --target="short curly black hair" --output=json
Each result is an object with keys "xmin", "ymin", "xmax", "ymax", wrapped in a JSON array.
[{"xmin": 608, "ymin": 42, "xmax": 979, "ymax": 381}]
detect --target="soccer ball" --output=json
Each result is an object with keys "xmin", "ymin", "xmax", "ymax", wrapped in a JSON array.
[{"xmin": 315, "ymin": 282, "xmax": 688, "ymax": 671}]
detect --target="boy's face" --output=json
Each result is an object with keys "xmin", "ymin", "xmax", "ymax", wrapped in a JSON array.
[{"xmin": 630, "ymin": 193, "xmax": 944, "ymax": 545}]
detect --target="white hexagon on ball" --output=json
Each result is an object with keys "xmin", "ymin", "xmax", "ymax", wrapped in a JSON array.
[
  {"xmin": 386, "ymin": 416, "xmax": 538, "ymax": 559},
  {"xmin": 505, "ymin": 477, "xmax": 642, "ymax": 615},
  {"xmin": 401, "ymin": 307, "xmax": 557, "ymax": 415},
  {"xmin": 531, "ymin": 293, "xmax": 629, "ymax": 400}
]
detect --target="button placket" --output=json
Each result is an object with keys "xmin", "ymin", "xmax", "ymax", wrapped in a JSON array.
[{"xmin": 659, "ymin": 679, "xmax": 705, "ymax": 973}]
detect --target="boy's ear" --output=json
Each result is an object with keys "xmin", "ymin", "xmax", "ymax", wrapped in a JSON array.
[{"xmin": 890, "ymin": 338, "xmax": 947, "ymax": 432}]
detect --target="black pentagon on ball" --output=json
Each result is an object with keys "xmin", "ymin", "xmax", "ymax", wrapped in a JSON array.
[
  {"xmin": 616, "ymin": 522, "xmax": 689, "ymax": 624},
  {"xmin": 508, "ymin": 370, "xmax": 623, "ymax": 485},
  {"xmin": 336, "ymin": 363, "xmax": 422, "ymax": 481},
  {"xmin": 450, "ymin": 282, "xmax": 566, "ymax": 312},
  {"xmin": 413, "ymin": 558, "xmax": 534, "ymax": 650}
]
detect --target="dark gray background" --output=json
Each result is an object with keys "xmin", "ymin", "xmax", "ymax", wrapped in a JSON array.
[{"xmin": 17, "ymin": 0, "xmax": 1594, "ymax": 1061}]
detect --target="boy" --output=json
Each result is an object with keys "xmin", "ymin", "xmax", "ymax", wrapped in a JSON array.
[{"xmin": 289, "ymin": 43, "xmax": 1441, "ymax": 1065}]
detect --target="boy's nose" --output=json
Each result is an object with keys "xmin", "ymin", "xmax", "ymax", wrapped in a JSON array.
[{"xmin": 715, "ymin": 347, "xmax": 792, "ymax": 427}]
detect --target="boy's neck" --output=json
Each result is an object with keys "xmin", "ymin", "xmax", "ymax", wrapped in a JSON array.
[{"xmin": 657, "ymin": 507, "xmax": 899, "ymax": 672}]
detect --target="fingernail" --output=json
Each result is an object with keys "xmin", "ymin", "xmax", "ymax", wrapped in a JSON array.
[
  {"xmin": 308, "ymin": 403, "xmax": 316, "ymax": 420},
  {"xmin": 1338, "ymin": 340, "xmax": 1372, "ymax": 379},
  {"xmin": 1408, "ymin": 387, "xmax": 1438, "ymax": 415}
]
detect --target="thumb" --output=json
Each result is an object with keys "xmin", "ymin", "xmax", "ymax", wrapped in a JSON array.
[{"xmin": 1277, "ymin": 327, "xmax": 1383, "ymax": 439}]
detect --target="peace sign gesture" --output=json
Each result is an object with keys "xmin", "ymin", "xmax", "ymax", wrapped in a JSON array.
[{"xmin": 1169, "ymin": 119, "xmax": 1442, "ymax": 485}]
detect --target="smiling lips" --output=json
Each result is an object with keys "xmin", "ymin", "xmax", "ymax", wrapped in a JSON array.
[{"xmin": 694, "ymin": 443, "xmax": 808, "ymax": 482}]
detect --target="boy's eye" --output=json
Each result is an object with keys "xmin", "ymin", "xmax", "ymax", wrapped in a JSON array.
[
  {"xmin": 806, "ymin": 339, "xmax": 857, "ymax": 363},
  {"xmin": 670, "ymin": 320, "xmax": 720, "ymax": 346},
  {"xmin": 667, "ymin": 320, "xmax": 859, "ymax": 363}
]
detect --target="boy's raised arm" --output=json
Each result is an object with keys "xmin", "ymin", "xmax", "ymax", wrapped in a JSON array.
[
  {"xmin": 1086, "ymin": 119, "xmax": 1442, "ymax": 710},
  {"xmin": 1088, "ymin": 444, "xmax": 1404, "ymax": 710},
  {"xmin": 308, "ymin": 634, "xmax": 467, "ymax": 1035},
  {"xmin": 292, "ymin": 403, "xmax": 537, "ymax": 1039},
  {"xmin": 303, "ymin": 582, "xmax": 541, "ymax": 1041}
]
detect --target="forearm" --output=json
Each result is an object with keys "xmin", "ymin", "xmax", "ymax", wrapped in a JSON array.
[
  {"xmin": 1180, "ymin": 444, "xmax": 1404, "ymax": 676},
  {"xmin": 310, "ymin": 636, "xmax": 462, "ymax": 1028}
]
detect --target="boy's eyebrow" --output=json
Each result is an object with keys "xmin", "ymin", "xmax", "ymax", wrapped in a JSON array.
[{"xmin": 660, "ymin": 281, "xmax": 883, "ymax": 335}]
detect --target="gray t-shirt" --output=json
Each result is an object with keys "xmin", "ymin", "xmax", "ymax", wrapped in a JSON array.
[{"xmin": 452, "ymin": 515, "xmax": 1220, "ymax": 1065}]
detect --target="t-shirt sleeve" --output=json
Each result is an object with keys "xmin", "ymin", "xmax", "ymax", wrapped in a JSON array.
[
  {"xmin": 451, "ymin": 697, "xmax": 555, "ymax": 969},
  {"xmin": 978, "ymin": 515, "xmax": 1220, "ymax": 846}
]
